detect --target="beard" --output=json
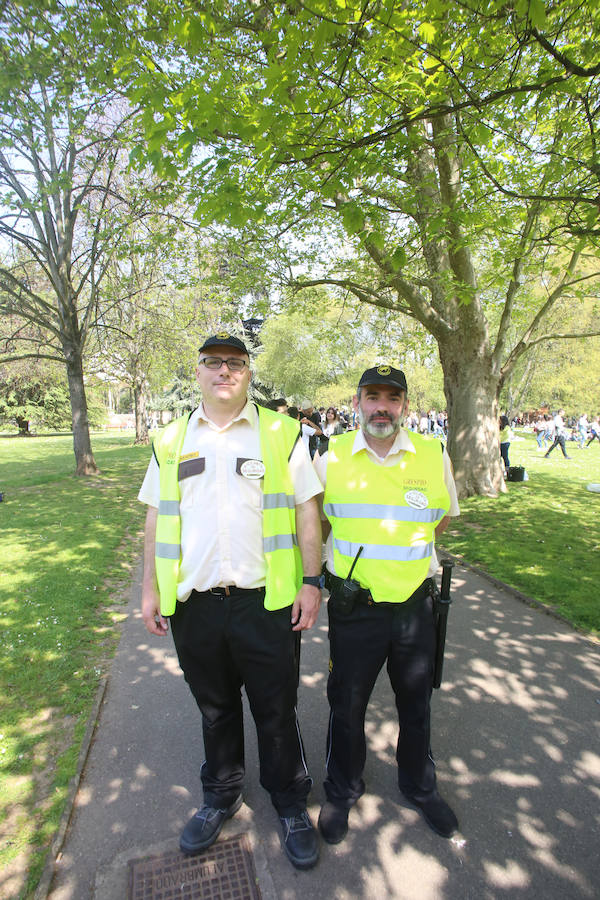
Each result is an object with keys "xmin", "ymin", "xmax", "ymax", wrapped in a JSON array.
[{"xmin": 358, "ymin": 405, "xmax": 402, "ymax": 439}]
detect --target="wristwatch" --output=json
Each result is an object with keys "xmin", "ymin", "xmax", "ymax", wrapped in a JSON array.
[{"xmin": 302, "ymin": 575, "xmax": 324, "ymax": 588}]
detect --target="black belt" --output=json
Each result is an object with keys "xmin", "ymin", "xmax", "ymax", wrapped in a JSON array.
[
  {"xmin": 192, "ymin": 586, "xmax": 266, "ymax": 598},
  {"xmin": 326, "ymin": 573, "xmax": 432, "ymax": 608}
]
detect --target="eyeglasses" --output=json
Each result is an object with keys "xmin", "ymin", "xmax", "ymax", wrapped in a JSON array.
[{"xmin": 199, "ymin": 356, "xmax": 248, "ymax": 372}]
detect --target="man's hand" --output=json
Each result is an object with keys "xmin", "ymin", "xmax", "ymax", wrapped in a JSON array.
[
  {"xmin": 141, "ymin": 506, "xmax": 168, "ymax": 636},
  {"xmin": 142, "ymin": 583, "xmax": 169, "ymax": 636},
  {"xmin": 291, "ymin": 584, "xmax": 322, "ymax": 631}
]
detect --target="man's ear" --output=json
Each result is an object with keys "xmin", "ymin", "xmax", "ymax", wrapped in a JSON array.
[{"xmin": 352, "ymin": 393, "xmax": 359, "ymax": 412}]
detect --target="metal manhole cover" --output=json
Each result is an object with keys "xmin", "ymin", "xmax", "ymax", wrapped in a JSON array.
[{"xmin": 127, "ymin": 834, "xmax": 261, "ymax": 899}]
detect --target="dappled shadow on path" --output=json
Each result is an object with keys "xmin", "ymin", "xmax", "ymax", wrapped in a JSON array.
[{"xmin": 43, "ymin": 566, "xmax": 599, "ymax": 900}]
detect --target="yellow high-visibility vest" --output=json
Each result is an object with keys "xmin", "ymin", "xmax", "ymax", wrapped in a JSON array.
[
  {"xmin": 324, "ymin": 431, "xmax": 450, "ymax": 603},
  {"xmin": 153, "ymin": 406, "xmax": 302, "ymax": 615}
]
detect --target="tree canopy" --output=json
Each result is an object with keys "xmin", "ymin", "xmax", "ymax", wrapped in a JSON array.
[{"xmin": 105, "ymin": 0, "xmax": 600, "ymax": 495}]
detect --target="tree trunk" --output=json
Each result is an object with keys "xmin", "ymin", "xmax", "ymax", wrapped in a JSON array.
[
  {"xmin": 438, "ymin": 339, "xmax": 505, "ymax": 498},
  {"xmin": 16, "ymin": 416, "xmax": 30, "ymax": 435},
  {"xmin": 64, "ymin": 346, "xmax": 99, "ymax": 475},
  {"xmin": 133, "ymin": 380, "xmax": 149, "ymax": 445}
]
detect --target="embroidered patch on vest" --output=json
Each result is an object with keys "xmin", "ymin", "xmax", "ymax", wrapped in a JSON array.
[{"xmin": 404, "ymin": 489, "xmax": 428, "ymax": 509}]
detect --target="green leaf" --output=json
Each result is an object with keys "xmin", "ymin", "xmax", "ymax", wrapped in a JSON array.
[
  {"xmin": 419, "ymin": 22, "xmax": 436, "ymax": 43},
  {"xmin": 528, "ymin": 0, "xmax": 547, "ymax": 31},
  {"xmin": 367, "ymin": 231, "xmax": 385, "ymax": 252},
  {"xmin": 341, "ymin": 203, "xmax": 365, "ymax": 234},
  {"xmin": 390, "ymin": 247, "xmax": 407, "ymax": 271}
]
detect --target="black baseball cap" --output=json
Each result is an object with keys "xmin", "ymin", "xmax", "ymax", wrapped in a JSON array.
[
  {"xmin": 358, "ymin": 365, "xmax": 408, "ymax": 392},
  {"xmin": 198, "ymin": 333, "xmax": 249, "ymax": 355}
]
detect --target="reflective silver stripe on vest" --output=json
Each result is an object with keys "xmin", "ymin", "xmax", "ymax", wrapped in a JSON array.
[
  {"xmin": 334, "ymin": 538, "xmax": 433, "ymax": 562},
  {"xmin": 263, "ymin": 492, "xmax": 295, "ymax": 510},
  {"xmin": 155, "ymin": 542, "xmax": 181, "ymax": 560},
  {"xmin": 325, "ymin": 502, "xmax": 444, "ymax": 523},
  {"xmin": 158, "ymin": 499, "xmax": 180, "ymax": 516},
  {"xmin": 264, "ymin": 534, "xmax": 299, "ymax": 552}
]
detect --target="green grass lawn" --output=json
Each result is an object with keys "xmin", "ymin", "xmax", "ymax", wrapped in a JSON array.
[
  {"xmin": 0, "ymin": 432, "xmax": 151, "ymax": 898},
  {"xmin": 1, "ymin": 428, "xmax": 599, "ymax": 897},
  {"xmin": 438, "ymin": 431, "xmax": 600, "ymax": 634}
]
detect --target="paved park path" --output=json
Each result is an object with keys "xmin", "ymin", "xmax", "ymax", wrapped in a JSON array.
[{"xmin": 44, "ymin": 562, "xmax": 599, "ymax": 899}]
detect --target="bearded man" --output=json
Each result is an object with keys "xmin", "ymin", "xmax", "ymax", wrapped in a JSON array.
[{"xmin": 313, "ymin": 365, "xmax": 460, "ymax": 844}]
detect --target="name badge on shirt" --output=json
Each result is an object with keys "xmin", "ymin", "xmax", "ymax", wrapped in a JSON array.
[
  {"xmin": 405, "ymin": 489, "xmax": 428, "ymax": 509},
  {"xmin": 237, "ymin": 458, "xmax": 265, "ymax": 479}
]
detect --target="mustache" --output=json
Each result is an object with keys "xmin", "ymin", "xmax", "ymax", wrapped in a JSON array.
[{"xmin": 369, "ymin": 412, "xmax": 394, "ymax": 422}]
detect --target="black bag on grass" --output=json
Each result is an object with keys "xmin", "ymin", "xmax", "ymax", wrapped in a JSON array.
[{"xmin": 506, "ymin": 466, "xmax": 527, "ymax": 482}]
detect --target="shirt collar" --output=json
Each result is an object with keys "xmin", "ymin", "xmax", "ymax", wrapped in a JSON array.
[
  {"xmin": 352, "ymin": 426, "xmax": 415, "ymax": 460},
  {"xmin": 192, "ymin": 399, "xmax": 256, "ymax": 430}
]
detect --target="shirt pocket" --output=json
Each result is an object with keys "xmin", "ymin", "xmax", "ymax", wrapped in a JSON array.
[
  {"xmin": 235, "ymin": 457, "xmax": 264, "ymax": 509},
  {"xmin": 178, "ymin": 456, "xmax": 206, "ymax": 509}
]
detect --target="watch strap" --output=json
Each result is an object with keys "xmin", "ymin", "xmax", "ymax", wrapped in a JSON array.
[{"xmin": 302, "ymin": 575, "xmax": 323, "ymax": 588}]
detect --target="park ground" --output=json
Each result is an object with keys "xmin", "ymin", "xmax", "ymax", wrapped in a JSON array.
[{"xmin": 0, "ymin": 429, "xmax": 599, "ymax": 897}]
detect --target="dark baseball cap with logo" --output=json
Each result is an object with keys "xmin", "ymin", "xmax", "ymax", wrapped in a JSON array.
[
  {"xmin": 198, "ymin": 333, "xmax": 249, "ymax": 355},
  {"xmin": 358, "ymin": 365, "xmax": 408, "ymax": 392}
]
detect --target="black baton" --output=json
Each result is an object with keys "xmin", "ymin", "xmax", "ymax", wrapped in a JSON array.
[{"xmin": 432, "ymin": 559, "xmax": 454, "ymax": 689}]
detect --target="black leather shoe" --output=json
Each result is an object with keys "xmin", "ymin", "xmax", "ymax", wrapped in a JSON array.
[
  {"xmin": 180, "ymin": 794, "xmax": 243, "ymax": 854},
  {"xmin": 279, "ymin": 811, "xmax": 319, "ymax": 869},
  {"xmin": 401, "ymin": 789, "xmax": 458, "ymax": 838},
  {"xmin": 318, "ymin": 801, "xmax": 349, "ymax": 844}
]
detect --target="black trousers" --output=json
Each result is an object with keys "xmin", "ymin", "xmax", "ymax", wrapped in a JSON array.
[
  {"xmin": 545, "ymin": 434, "xmax": 568, "ymax": 457},
  {"xmin": 170, "ymin": 589, "xmax": 312, "ymax": 817},
  {"xmin": 324, "ymin": 584, "xmax": 437, "ymax": 807}
]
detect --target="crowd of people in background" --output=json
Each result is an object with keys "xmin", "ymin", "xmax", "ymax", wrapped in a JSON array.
[
  {"xmin": 529, "ymin": 411, "xmax": 600, "ymax": 453},
  {"xmin": 266, "ymin": 398, "xmax": 450, "ymax": 457},
  {"xmin": 494, "ymin": 408, "xmax": 600, "ymax": 475},
  {"xmin": 267, "ymin": 398, "xmax": 599, "ymax": 481}
]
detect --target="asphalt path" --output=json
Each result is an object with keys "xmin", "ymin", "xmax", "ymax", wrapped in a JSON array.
[{"xmin": 44, "ymin": 562, "xmax": 600, "ymax": 899}]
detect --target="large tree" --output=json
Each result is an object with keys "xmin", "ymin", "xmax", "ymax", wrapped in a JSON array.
[
  {"xmin": 0, "ymin": 4, "xmax": 153, "ymax": 473},
  {"xmin": 108, "ymin": 0, "xmax": 600, "ymax": 496}
]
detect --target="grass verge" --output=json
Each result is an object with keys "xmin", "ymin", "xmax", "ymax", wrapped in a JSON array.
[
  {"xmin": 438, "ymin": 432, "xmax": 600, "ymax": 634},
  {"xmin": 0, "ymin": 432, "xmax": 151, "ymax": 898}
]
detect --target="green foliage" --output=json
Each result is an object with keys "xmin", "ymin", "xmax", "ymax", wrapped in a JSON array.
[
  {"xmin": 500, "ymin": 296, "xmax": 600, "ymax": 413},
  {"xmin": 15, "ymin": 0, "xmax": 600, "ymax": 494},
  {"xmin": 255, "ymin": 311, "xmax": 336, "ymax": 402},
  {"xmin": 0, "ymin": 363, "xmax": 106, "ymax": 432}
]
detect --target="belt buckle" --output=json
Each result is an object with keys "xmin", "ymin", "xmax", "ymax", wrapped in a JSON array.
[{"xmin": 209, "ymin": 586, "xmax": 231, "ymax": 596}]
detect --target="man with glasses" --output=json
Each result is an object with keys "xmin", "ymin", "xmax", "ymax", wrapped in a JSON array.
[
  {"xmin": 138, "ymin": 333, "xmax": 323, "ymax": 869},
  {"xmin": 313, "ymin": 365, "xmax": 460, "ymax": 845}
]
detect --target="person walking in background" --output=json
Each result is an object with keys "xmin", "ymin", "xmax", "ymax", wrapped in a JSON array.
[
  {"xmin": 577, "ymin": 413, "xmax": 589, "ymax": 449},
  {"xmin": 544, "ymin": 409, "xmax": 571, "ymax": 459},
  {"xmin": 499, "ymin": 414, "xmax": 513, "ymax": 475},
  {"xmin": 586, "ymin": 416, "xmax": 600, "ymax": 446},
  {"xmin": 138, "ymin": 333, "xmax": 323, "ymax": 870},
  {"xmin": 534, "ymin": 415, "xmax": 549, "ymax": 450},
  {"xmin": 314, "ymin": 364, "xmax": 460, "ymax": 845}
]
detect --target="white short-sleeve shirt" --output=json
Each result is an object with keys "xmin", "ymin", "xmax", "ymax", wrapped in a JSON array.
[{"xmin": 139, "ymin": 401, "xmax": 323, "ymax": 600}]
